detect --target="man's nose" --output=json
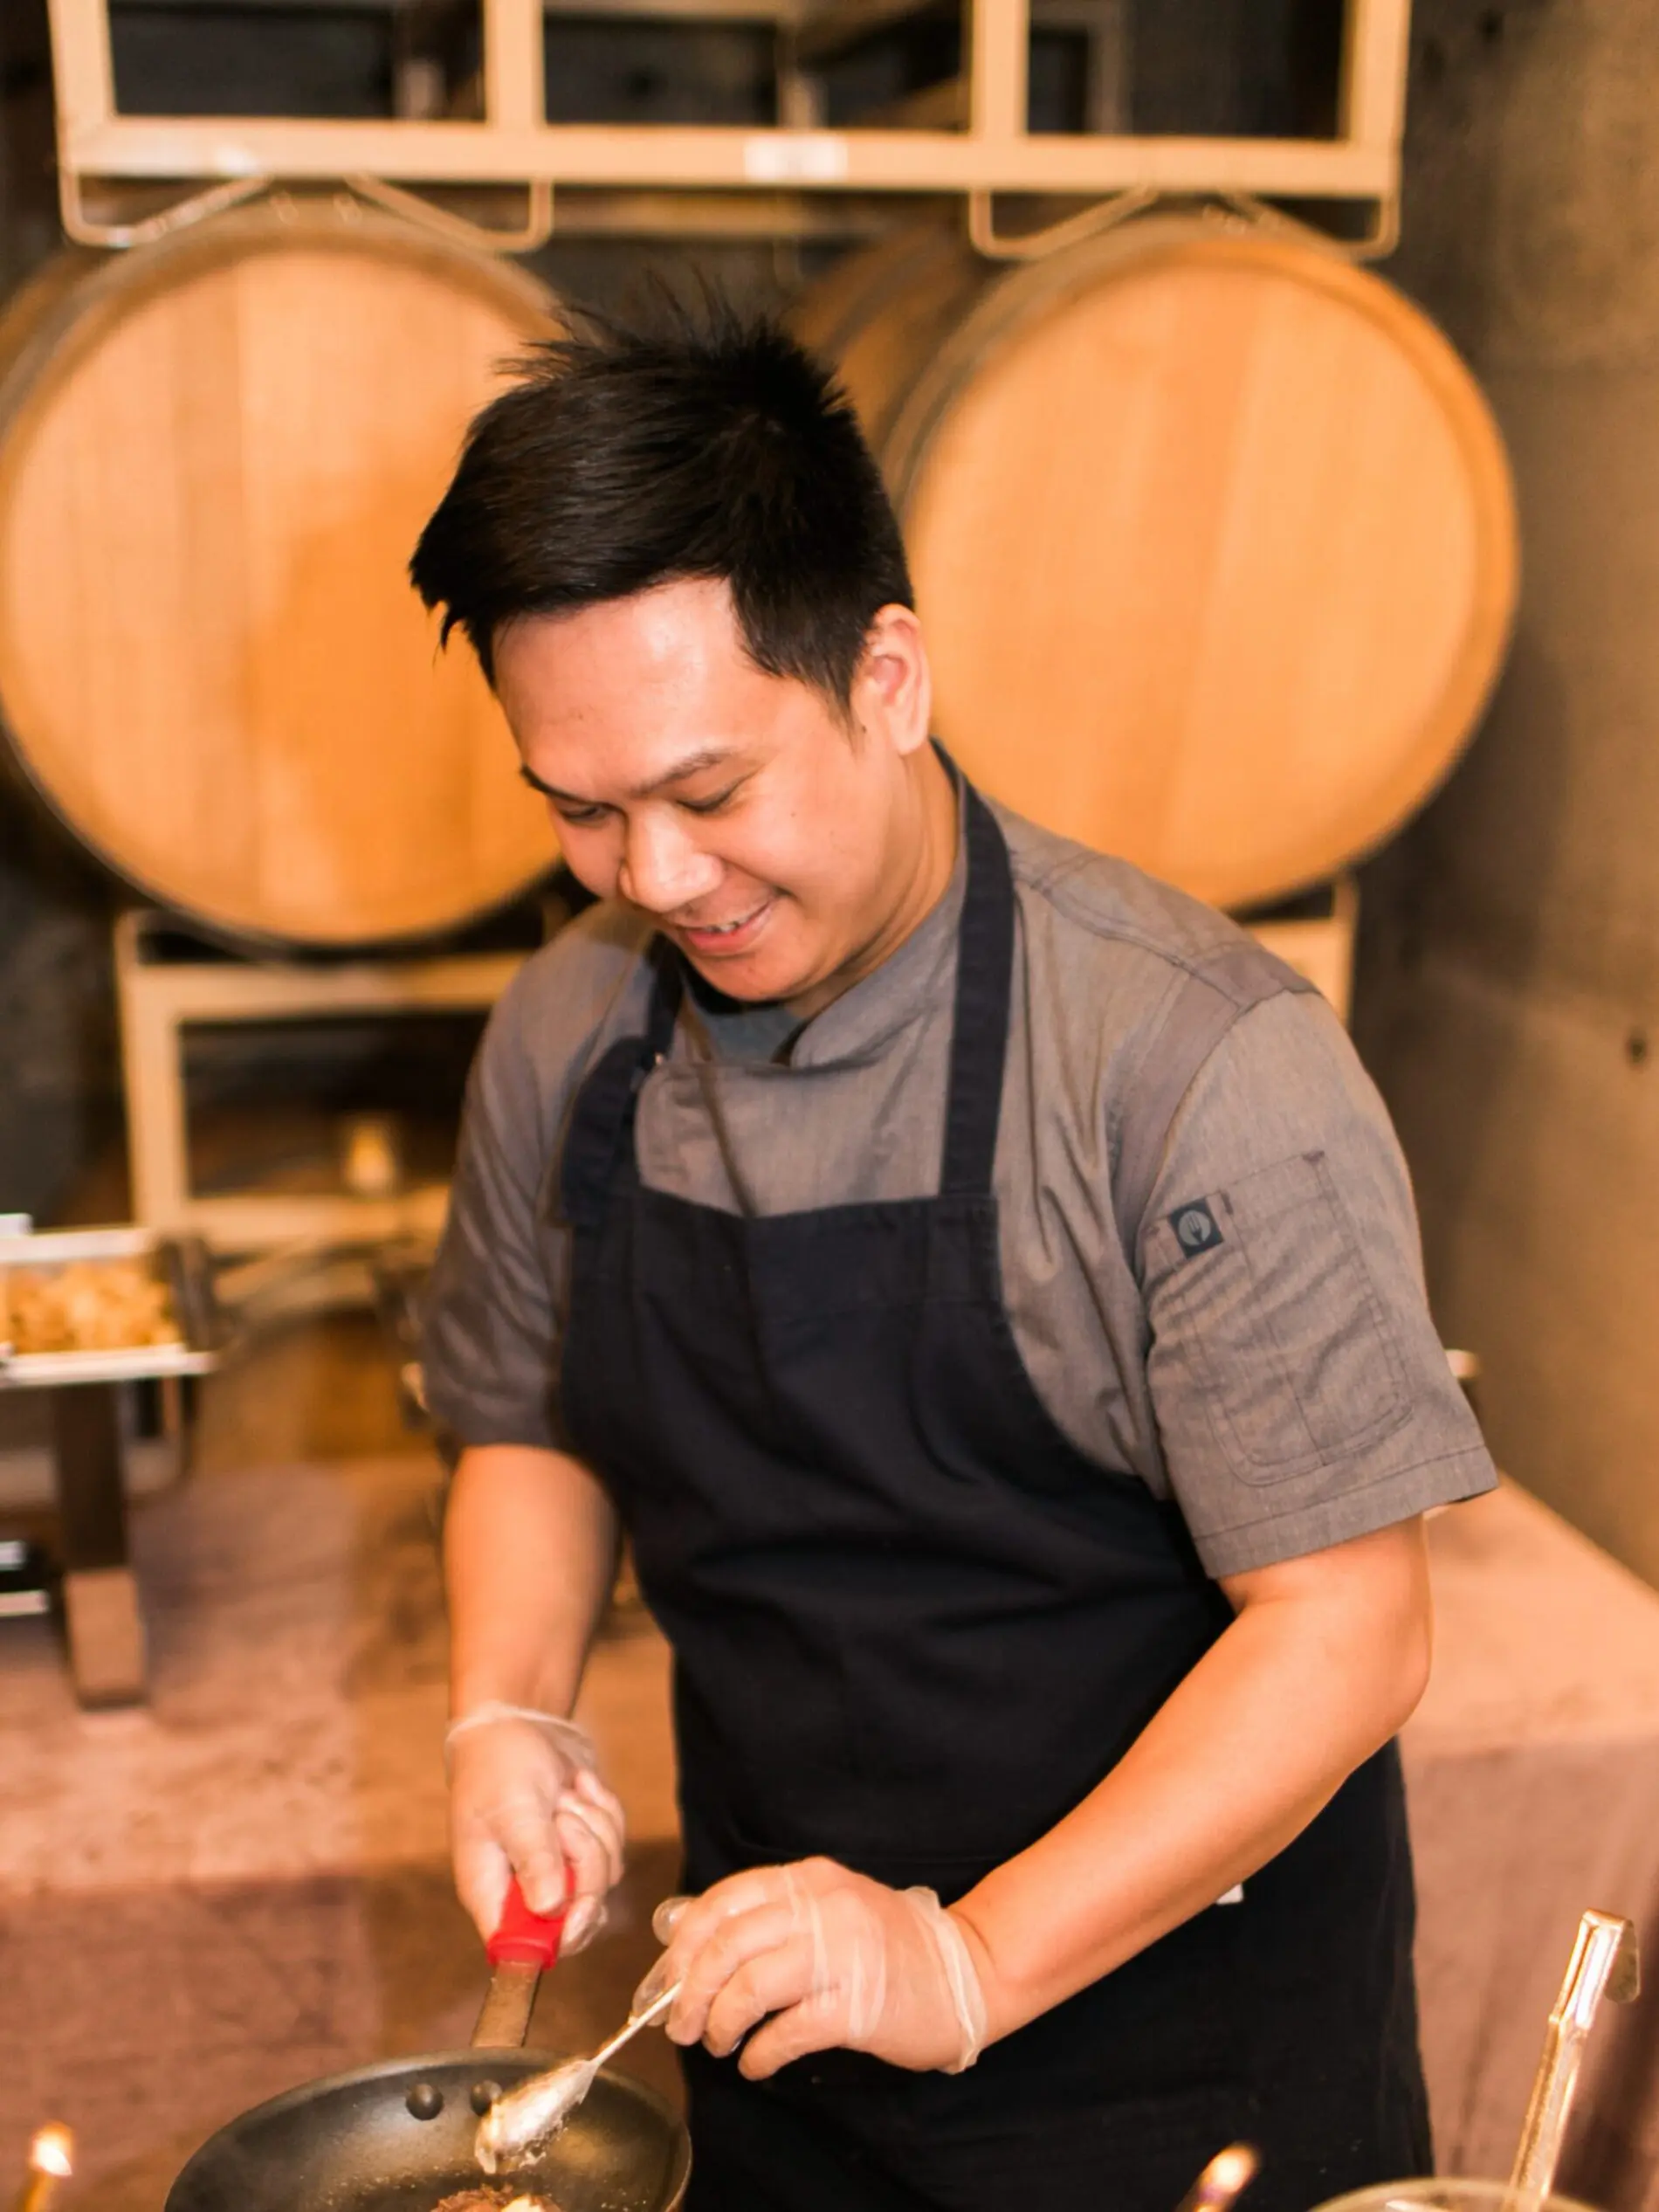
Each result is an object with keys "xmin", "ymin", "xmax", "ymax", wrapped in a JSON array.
[{"xmin": 618, "ymin": 812, "xmax": 722, "ymax": 914}]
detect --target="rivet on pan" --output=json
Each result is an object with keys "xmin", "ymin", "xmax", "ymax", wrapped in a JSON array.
[
  {"xmin": 406, "ymin": 2082, "xmax": 444, "ymax": 2120},
  {"xmin": 471, "ymin": 2079, "xmax": 502, "ymax": 2115}
]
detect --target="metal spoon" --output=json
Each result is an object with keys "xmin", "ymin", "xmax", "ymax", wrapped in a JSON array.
[{"xmin": 475, "ymin": 1981, "xmax": 682, "ymax": 2174}]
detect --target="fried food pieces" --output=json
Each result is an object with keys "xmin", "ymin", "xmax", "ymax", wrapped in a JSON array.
[
  {"xmin": 430, "ymin": 2189, "xmax": 562, "ymax": 2212},
  {"xmin": 3, "ymin": 1260, "xmax": 179, "ymax": 1354}
]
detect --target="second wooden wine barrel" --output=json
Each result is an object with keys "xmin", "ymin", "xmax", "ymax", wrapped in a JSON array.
[
  {"xmin": 0, "ymin": 200, "xmax": 561, "ymax": 948},
  {"xmin": 795, "ymin": 218, "xmax": 1519, "ymax": 910}
]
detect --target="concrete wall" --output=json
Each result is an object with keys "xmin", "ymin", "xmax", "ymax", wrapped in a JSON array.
[{"xmin": 1354, "ymin": 0, "xmax": 1659, "ymax": 1578}]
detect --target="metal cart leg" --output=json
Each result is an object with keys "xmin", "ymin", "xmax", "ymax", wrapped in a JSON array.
[{"xmin": 51, "ymin": 1383, "xmax": 148, "ymax": 1706}]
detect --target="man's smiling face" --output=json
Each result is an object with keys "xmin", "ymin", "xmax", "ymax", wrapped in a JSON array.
[{"xmin": 494, "ymin": 575, "xmax": 938, "ymax": 1014}]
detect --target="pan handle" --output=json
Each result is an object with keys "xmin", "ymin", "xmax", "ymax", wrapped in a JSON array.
[
  {"xmin": 472, "ymin": 1876, "xmax": 574, "ymax": 2050},
  {"xmin": 487, "ymin": 1877, "xmax": 571, "ymax": 1969}
]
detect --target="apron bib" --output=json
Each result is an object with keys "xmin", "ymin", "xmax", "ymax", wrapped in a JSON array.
[{"xmin": 558, "ymin": 783, "xmax": 1429, "ymax": 2212}]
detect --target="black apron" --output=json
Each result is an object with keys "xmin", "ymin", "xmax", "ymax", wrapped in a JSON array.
[{"xmin": 558, "ymin": 782, "xmax": 1430, "ymax": 2212}]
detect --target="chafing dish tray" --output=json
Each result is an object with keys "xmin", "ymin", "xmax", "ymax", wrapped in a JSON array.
[{"xmin": 0, "ymin": 1221, "xmax": 231, "ymax": 1388}]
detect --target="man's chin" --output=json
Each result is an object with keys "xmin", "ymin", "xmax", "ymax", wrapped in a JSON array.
[
  {"xmin": 680, "ymin": 946, "xmax": 803, "ymax": 1005},
  {"xmin": 669, "ymin": 897, "xmax": 812, "ymax": 1003}
]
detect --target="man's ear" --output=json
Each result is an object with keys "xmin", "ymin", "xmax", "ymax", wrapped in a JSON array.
[{"xmin": 853, "ymin": 603, "xmax": 933, "ymax": 756}]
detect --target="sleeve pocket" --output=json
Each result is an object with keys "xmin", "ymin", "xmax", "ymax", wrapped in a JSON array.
[{"xmin": 1154, "ymin": 1151, "xmax": 1409, "ymax": 1485}]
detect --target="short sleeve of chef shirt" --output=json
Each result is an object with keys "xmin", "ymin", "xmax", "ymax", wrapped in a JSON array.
[
  {"xmin": 1133, "ymin": 988, "xmax": 1494, "ymax": 1573},
  {"xmin": 422, "ymin": 810, "xmax": 1495, "ymax": 1577}
]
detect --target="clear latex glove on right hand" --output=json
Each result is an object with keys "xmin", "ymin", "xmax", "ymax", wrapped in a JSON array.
[
  {"xmin": 446, "ymin": 1703, "xmax": 625, "ymax": 1953},
  {"xmin": 634, "ymin": 1857, "xmax": 988, "ymax": 2080}
]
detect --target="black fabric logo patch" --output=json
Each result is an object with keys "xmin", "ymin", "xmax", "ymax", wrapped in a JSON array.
[{"xmin": 1168, "ymin": 1198, "xmax": 1223, "ymax": 1258}]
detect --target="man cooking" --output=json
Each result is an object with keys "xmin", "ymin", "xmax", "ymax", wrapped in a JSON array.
[{"xmin": 412, "ymin": 307, "xmax": 1496, "ymax": 2212}]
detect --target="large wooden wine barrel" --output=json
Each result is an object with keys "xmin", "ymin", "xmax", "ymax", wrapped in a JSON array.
[
  {"xmin": 0, "ymin": 201, "xmax": 560, "ymax": 948},
  {"xmin": 795, "ymin": 218, "xmax": 1518, "ymax": 910}
]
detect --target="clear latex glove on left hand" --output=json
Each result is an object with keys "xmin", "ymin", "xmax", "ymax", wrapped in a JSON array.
[{"xmin": 634, "ymin": 1857, "xmax": 988, "ymax": 2080}]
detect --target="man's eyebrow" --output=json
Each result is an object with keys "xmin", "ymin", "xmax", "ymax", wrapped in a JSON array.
[{"xmin": 519, "ymin": 747, "xmax": 741, "ymax": 804}]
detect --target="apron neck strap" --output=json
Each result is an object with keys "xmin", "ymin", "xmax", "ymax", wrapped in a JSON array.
[
  {"xmin": 939, "ymin": 780, "xmax": 1015, "ymax": 1199},
  {"xmin": 559, "ymin": 941, "xmax": 682, "ymax": 1227},
  {"xmin": 642, "ymin": 938, "xmax": 685, "ymax": 1060}
]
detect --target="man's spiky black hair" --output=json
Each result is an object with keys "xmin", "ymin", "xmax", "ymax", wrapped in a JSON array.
[{"xmin": 410, "ymin": 297, "xmax": 913, "ymax": 711}]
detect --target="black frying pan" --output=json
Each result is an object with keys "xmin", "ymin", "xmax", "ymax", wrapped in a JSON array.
[
  {"xmin": 164, "ymin": 1880, "xmax": 691, "ymax": 2212},
  {"xmin": 163, "ymin": 2048, "xmax": 690, "ymax": 2212}
]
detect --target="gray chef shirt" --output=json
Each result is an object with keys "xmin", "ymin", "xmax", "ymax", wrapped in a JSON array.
[{"xmin": 423, "ymin": 796, "xmax": 1495, "ymax": 1576}]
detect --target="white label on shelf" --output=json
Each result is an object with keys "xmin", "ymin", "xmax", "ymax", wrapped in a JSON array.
[{"xmin": 743, "ymin": 133, "xmax": 850, "ymax": 184}]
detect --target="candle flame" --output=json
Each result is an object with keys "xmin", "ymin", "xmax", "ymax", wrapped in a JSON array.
[
  {"xmin": 1198, "ymin": 2144, "xmax": 1259, "ymax": 2203},
  {"xmin": 30, "ymin": 2126, "xmax": 73, "ymax": 2179}
]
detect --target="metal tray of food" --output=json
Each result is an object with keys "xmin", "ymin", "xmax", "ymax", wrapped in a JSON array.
[{"xmin": 0, "ymin": 1220, "xmax": 232, "ymax": 1388}]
